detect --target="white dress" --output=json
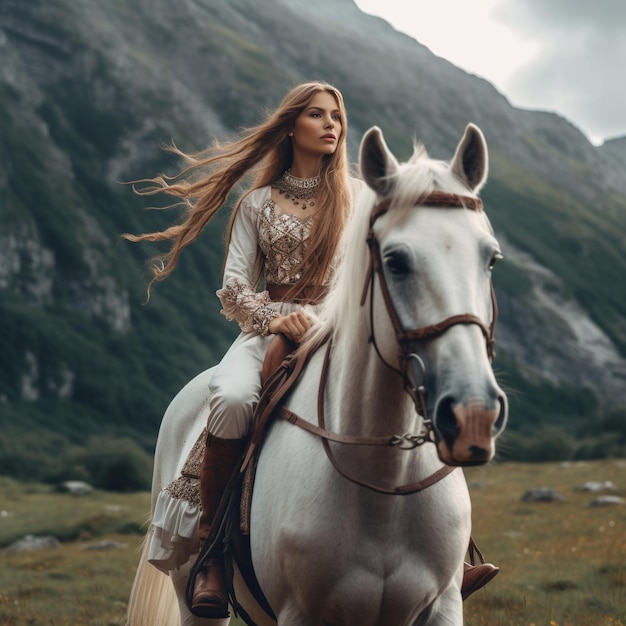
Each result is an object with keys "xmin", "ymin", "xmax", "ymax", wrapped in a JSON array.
[{"xmin": 147, "ymin": 184, "xmax": 331, "ymax": 572}]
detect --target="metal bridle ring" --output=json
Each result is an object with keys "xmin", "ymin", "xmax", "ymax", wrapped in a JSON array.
[
  {"xmin": 404, "ymin": 352, "xmax": 426, "ymax": 393},
  {"xmin": 389, "ymin": 433, "xmax": 422, "ymax": 450}
]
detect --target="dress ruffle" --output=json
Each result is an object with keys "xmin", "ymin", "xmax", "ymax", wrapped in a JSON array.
[{"xmin": 147, "ymin": 485, "xmax": 201, "ymax": 574}]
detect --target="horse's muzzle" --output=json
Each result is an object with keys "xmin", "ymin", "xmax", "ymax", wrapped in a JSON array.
[{"xmin": 433, "ymin": 396, "xmax": 507, "ymax": 466}]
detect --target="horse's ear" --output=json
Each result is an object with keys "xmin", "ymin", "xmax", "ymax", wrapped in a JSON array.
[
  {"xmin": 359, "ymin": 126, "xmax": 400, "ymax": 196},
  {"xmin": 450, "ymin": 123, "xmax": 489, "ymax": 192}
]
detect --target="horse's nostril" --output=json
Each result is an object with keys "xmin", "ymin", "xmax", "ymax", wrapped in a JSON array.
[
  {"xmin": 493, "ymin": 396, "xmax": 508, "ymax": 435},
  {"xmin": 434, "ymin": 396, "xmax": 459, "ymax": 452}
]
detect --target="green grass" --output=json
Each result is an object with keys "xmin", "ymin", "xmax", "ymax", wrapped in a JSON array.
[
  {"xmin": 0, "ymin": 461, "xmax": 624, "ymax": 625},
  {"xmin": 0, "ymin": 535, "xmax": 145, "ymax": 626},
  {"xmin": 0, "ymin": 479, "xmax": 150, "ymax": 625},
  {"xmin": 464, "ymin": 460, "xmax": 626, "ymax": 626}
]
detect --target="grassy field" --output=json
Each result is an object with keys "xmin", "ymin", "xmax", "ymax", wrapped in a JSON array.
[
  {"xmin": 0, "ymin": 460, "xmax": 624, "ymax": 626},
  {"xmin": 463, "ymin": 460, "xmax": 625, "ymax": 626}
]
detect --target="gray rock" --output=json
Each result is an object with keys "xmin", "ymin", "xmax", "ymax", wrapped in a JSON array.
[
  {"xmin": 575, "ymin": 481, "xmax": 616, "ymax": 492},
  {"xmin": 1, "ymin": 535, "xmax": 62, "ymax": 554},
  {"xmin": 587, "ymin": 495, "xmax": 624, "ymax": 507},
  {"xmin": 57, "ymin": 480, "xmax": 94, "ymax": 496},
  {"xmin": 82, "ymin": 539, "xmax": 128, "ymax": 551},
  {"xmin": 521, "ymin": 487, "xmax": 564, "ymax": 502}
]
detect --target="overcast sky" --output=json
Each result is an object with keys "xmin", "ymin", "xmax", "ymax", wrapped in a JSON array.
[{"xmin": 354, "ymin": 0, "xmax": 626, "ymax": 146}]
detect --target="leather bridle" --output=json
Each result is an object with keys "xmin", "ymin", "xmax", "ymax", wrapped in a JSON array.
[
  {"xmin": 360, "ymin": 190, "xmax": 498, "ymax": 437},
  {"xmin": 266, "ymin": 191, "xmax": 500, "ymax": 496}
]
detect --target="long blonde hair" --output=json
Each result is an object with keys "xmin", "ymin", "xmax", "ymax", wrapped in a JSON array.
[{"xmin": 124, "ymin": 81, "xmax": 352, "ymax": 300}]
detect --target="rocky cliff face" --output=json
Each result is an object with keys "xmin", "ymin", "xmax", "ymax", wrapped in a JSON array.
[
  {"xmin": 497, "ymin": 237, "xmax": 626, "ymax": 401},
  {"xmin": 1, "ymin": 0, "xmax": 625, "ymax": 465},
  {"xmin": 600, "ymin": 136, "xmax": 626, "ymax": 170}
]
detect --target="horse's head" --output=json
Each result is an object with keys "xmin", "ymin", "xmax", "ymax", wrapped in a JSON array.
[{"xmin": 357, "ymin": 124, "xmax": 508, "ymax": 466}]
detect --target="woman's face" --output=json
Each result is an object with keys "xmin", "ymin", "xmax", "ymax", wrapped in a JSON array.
[{"xmin": 291, "ymin": 91, "xmax": 342, "ymax": 158}]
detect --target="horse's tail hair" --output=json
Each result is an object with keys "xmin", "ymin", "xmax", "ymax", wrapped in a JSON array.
[{"xmin": 126, "ymin": 529, "xmax": 180, "ymax": 626}]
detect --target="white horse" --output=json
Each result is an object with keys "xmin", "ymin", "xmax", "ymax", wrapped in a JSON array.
[{"xmin": 127, "ymin": 123, "xmax": 507, "ymax": 626}]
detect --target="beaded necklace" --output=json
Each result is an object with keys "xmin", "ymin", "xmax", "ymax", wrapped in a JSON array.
[{"xmin": 272, "ymin": 169, "xmax": 320, "ymax": 210}]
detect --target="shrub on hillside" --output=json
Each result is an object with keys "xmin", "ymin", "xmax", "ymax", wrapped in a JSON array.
[
  {"xmin": 0, "ymin": 430, "xmax": 72, "ymax": 483},
  {"xmin": 496, "ymin": 426, "xmax": 576, "ymax": 462},
  {"xmin": 602, "ymin": 408, "xmax": 626, "ymax": 440},
  {"xmin": 59, "ymin": 436, "xmax": 153, "ymax": 491}
]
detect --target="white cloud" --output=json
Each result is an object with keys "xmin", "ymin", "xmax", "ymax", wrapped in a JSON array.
[
  {"xmin": 492, "ymin": 0, "xmax": 626, "ymax": 142},
  {"xmin": 354, "ymin": 0, "xmax": 626, "ymax": 144},
  {"xmin": 495, "ymin": 0, "xmax": 626, "ymax": 33}
]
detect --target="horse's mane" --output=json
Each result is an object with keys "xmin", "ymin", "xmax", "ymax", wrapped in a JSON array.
[{"xmin": 305, "ymin": 144, "xmax": 487, "ymax": 351}]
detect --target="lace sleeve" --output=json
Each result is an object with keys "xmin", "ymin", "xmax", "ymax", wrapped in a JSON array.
[
  {"xmin": 217, "ymin": 278, "xmax": 278, "ymax": 336},
  {"xmin": 216, "ymin": 190, "xmax": 279, "ymax": 335}
]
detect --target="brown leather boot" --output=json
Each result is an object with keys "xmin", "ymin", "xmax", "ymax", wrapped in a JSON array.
[
  {"xmin": 461, "ymin": 537, "xmax": 499, "ymax": 600},
  {"xmin": 461, "ymin": 561, "xmax": 500, "ymax": 600},
  {"xmin": 191, "ymin": 434, "xmax": 246, "ymax": 619}
]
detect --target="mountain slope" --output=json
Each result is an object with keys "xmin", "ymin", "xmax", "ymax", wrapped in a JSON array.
[{"xmin": 0, "ymin": 0, "xmax": 624, "ymax": 481}]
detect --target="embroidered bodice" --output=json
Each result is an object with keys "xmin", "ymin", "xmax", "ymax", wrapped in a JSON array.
[
  {"xmin": 217, "ymin": 186, "xmax": 328, "ymax": 335},
  {"xmin": 258, "ymin": 198, "xmax": 314, "ymax": 285}
]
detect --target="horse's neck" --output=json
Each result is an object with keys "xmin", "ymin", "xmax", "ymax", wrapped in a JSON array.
[
  {"xmin": 327, "ymin": 329, "xmax": 417, "ymax": 438},
  {"xmin": 321, "ymin": 329, "xmax": 440, "ymax": 493}
]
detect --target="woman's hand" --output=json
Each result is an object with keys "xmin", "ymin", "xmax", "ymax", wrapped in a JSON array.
[{"xmin": 268, "ymin": 310, "xmax": 312, "ymax": 343}]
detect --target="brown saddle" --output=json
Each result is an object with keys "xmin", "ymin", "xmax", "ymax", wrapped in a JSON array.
[{"xmin": 261, "ymin": 334, "xmax": 298, "ymax": 386}]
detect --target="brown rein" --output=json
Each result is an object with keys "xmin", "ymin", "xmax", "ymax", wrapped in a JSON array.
[{"xmin": 279, "ymin": 340, "xmax": 456, "ymax": 495}]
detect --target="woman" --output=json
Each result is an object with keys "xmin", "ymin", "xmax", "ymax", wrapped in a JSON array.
[{"xmin": 125, "ymin": 81, "xmax": 355, "ymax": 619}]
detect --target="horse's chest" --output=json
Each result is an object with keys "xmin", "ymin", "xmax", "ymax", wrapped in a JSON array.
[
  {"xmin": 254, "ymin": 494, "xmax": 467, "ymax": 618},
  {"xmin": 273, "ymin": 540, "xmax": 446, "ymax": 625}
]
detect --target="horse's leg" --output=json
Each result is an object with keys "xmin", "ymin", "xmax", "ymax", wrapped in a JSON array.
[
  {"xmin": 412, "ymin": 572, "xmax": 464, "ymax": 626},
  {"xmin": 170, "ymin": 555, "xmax": 231, "ymax": 626},
  {"xmin": 273, "ymin": 600, "xmax": 317, "ymax": 626}
]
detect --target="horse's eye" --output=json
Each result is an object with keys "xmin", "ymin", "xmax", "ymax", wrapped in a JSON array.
[
  {"xmin": 489, "ymin": 252, "xmax": 503, "ymax": 271},
  {"xmin": 384, "ymin": 250, "xmax": 411, "ymax": 276}
]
